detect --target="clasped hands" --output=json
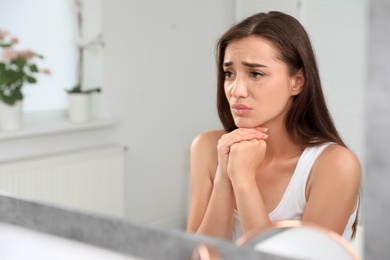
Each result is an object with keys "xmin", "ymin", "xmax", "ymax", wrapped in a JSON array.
[{"xmin": 216, "ymin": 127, "xmax": 268, "ymax": 187}]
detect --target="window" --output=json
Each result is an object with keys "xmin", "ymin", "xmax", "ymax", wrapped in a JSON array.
[{"xmin": 0, "ymin": 0, "xmax": 77, "ymax": 112}]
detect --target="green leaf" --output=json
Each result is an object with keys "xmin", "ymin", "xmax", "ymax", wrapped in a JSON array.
[
  {"xmin": 0, "ymin": 87, "xmax": 23, "ymax": 105},
  {"xmin": 11, "ymin": 57, "xmax": 25, "ymax": 69},
  {"xmin": 26, "ymin": 76, "xmax": 37, "ymax": 84},
  {"xmin": 0, "ymin": 43, "xmax": 13, "ymax": 48},
  {"xmin": 29, "ymin": 64, "xmax": 39, "ymax": 72},
  {"xmin": 84, "ymin": 87, "xmax": 101, "ymax": 93},
  {"xmin": 67, "ymin": 85, "xmax": 82, "ymax": 93}
]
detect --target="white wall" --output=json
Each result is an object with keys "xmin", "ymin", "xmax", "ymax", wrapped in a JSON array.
[
  {"xmin": 304, "ymin": 0, "xmax": 367, "ymax": 165},
  {"xmin": 101, "ymin": 0, "xmax": 232, "ymax": 228}
]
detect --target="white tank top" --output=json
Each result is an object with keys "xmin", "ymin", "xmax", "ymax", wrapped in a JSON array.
[{"xmin": 229, "ymin": 143, "xmax": 358, "ymax": 242}]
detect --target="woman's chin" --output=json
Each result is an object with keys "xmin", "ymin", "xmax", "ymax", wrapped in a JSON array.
[
  {"xmin": 233, "ymin": 118, "xmax": 269, "ymax": 129},
  {"xmin": 234, "ymin": 122, "xmax": 262, "ymax": 129}
]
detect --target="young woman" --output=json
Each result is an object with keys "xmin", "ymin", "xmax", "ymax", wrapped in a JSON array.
[{"xmin": 187, "ymin": 11, "xmax": 361, "ymax": 242}]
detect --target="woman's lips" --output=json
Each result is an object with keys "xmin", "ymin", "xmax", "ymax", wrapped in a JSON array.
[{"xmin": 232, "ymin": 103, "xmax": 252, "ymax": 115}]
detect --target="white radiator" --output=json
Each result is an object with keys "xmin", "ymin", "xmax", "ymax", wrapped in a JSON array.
[{"xmin": 0, "ymin": 145, "xmax": 126, "ymax": 218}]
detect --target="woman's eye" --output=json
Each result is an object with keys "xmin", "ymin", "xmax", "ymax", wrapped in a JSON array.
[
  {"xmin": 250, "ymin": 71, "xmax": 263, "ymax": 78},
  {"xmin": 224, "ymin": 71, "xmax": 234, "ymax": 79}
]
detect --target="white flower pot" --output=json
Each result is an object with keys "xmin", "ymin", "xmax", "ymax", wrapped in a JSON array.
[
  {"xmin": 68, "ymin": 93, "xmax": 91, "ymax": 123},
  {"xmin": 90, "ymin": 91, "xmax": 104, "ymax": 118},
  {"xmin": 0, "ymin": 100, "xmax": 23, "ymax": 131}
]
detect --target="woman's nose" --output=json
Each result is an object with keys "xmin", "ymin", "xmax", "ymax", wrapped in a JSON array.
[{"xmin": 231, "ymin": 75, "xmax": 248, "ymax": 99}]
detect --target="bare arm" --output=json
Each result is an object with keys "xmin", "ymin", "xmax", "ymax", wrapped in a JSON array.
[
  {"xmin": 187, "ymin": 128, "xmax": 268, "ymax": 240},
  {"xmin": 228, "ymin": 138, "xmax": 271, "ymax": 234},
  {"xmin": 302, "ymin": 144, "xmax": 361, "ymax": 236},
  {"xmin": 186, "ymin": 130, "xmax": 235, "ymax": 240}
]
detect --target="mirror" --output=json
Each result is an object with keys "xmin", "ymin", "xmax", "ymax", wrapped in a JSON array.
[
  {"xmin": 237, "ymin": 220, "xmax": 360, "ymax": 260},
  {"xmin": 0, "ymin": 1, "xmax": 366, "ymax": 253}
]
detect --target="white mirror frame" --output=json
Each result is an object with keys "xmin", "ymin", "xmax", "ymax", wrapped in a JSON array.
[{"xmin": 236, "ymin": 220, "xmax": 360, "ymax": 260}]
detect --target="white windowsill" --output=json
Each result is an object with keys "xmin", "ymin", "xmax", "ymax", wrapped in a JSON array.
[{"xmin": 0, "ymin": 110, "xmax": 118, "ymax": 141}]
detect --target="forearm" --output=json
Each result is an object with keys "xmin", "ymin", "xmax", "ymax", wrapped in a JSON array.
[
  {"xmin": 196, "ymin": 182, "xmax": 235, "ymax": 240},
  {"xmin": 232, "ymin": 181, "xmax": 271, "ymax": 234}
]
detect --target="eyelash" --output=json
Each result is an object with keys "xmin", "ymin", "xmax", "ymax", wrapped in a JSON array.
[
  {"xmin": 250, "ymin": 71, "xmax": 263, "ymax": 78},
  {"xmin": 224, "ymin": 71, "xmax": 234, "ymax": 79},
  {"xmin": 223, "ymin": 70, "xmax": 264, "ymax": 79}
]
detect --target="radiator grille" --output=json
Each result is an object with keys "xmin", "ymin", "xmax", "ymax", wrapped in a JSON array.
[{"xmin": 0, "ymin": 145, "xmax": 125, "ymax": 218}]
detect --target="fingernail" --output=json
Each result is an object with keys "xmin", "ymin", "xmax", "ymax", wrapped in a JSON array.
[
  {"xmin": 254, "ymin": 132, "xmax": 263, "ymax": 138},
  {"xmin": 257, "ymin": 127, "xmax": 268, "ymax": 132},
  {"xmin": 262, "ymin": 133, "xmax": 269, "ymax": 139}
]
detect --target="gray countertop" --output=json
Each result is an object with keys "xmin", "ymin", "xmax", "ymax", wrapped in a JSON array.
[{"xmin": 0, "ymin": 193, "xmax": 292, "ymax": 260}]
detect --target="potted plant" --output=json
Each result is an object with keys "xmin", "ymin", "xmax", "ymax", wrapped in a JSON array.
[
  {"xmin": 0, "ymin": 29, "xmax": 50, "ymax": 131},
  {"xmin": 67, "ymin": 0, "xmax": 104, "ymax": 123}
]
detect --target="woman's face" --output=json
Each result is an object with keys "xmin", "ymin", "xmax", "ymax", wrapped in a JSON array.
[{"xmin": 223, "ymin": 36, "xmax": 303, "ymax": 129}]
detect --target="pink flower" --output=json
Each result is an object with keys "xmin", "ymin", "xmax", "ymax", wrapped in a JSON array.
[
  {"xmin": 17, "ymin": 49, "xmax": 34, "ymax": 61},
  {"xmin": 41, "ymin": 68, "xmax": 51, "ymax": 75},
  {"xmin": 2, "ymin": 48, "xmax": 17, "ymax": 62},
  {"xmin": 0, "ymin": 30, "xmax": 9, "ymax": 41},
  {"xmin": 11, "ymin": 37, "xmax": 19, "ymax": 44}
]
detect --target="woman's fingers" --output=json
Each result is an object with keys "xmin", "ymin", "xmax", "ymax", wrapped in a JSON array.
[
  {"xmin": 256, "ymin": 127, "xmax": 268, "ymax": 132},
  {"xmin": 219, "ymin": 128, "xmax": 268, "ymax": 147},
  {"xmin": 227, "ymin": 138, "xmax": 267, "ymax": 182},
  {"xmin": 216, "ymin": 128, "xmax": 268, "ymax": 182}
]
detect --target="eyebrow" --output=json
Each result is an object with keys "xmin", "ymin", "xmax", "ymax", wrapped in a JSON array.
[{"xmin": 223, "ymin": 61, "xmax": 268, "ymax": 68}]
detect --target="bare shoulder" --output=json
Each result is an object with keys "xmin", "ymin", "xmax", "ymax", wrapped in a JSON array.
[
  {"xmin": 191, "ymin": 130, "xmax": 227, "ymax": 153},
  {"xmin": 190, "ymin": 130, "xmax": 227, "ymax": 179},
  {"xmin": 311, "ymin": 144, "xmax": 362, "ymax": 187},
  {"xmin": 303, "ymin": 144, "xmax": 362, "ymax": 233}
]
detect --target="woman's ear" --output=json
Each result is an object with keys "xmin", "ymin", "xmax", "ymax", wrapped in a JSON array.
[{"xmin": 291, "ymin": 69, "xmax": 304, "ymax": 96}]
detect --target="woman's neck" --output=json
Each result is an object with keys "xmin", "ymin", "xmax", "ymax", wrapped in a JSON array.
[{"xmin": 263, "ymin": 124, "xmax": 304, "ymax": 162}]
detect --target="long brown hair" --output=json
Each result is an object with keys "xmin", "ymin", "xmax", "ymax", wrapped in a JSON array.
[{"xmin": 216, "ymin": 11, "xmax": 358, "ymax": 238}]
